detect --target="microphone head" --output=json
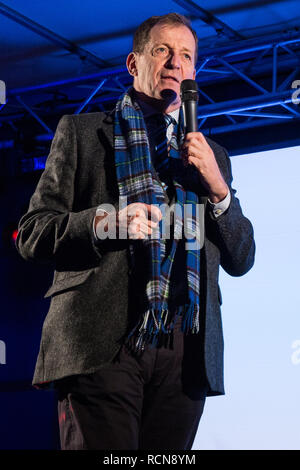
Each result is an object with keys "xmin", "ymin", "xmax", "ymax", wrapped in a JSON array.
[{"xmin": 180, "ymin": 79, "xmax": 198, "ymax": 102}]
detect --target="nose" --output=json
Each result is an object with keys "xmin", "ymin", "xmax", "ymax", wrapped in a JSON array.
[{"xmin": 166, "ymin": 51, "xmax": 181, "ymax": 69}]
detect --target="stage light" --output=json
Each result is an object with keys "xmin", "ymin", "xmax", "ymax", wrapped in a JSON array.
[
  {"xmin": 1, "ymin": 222, "xmax": 19, "ymax": 252},
  {"xmin": 11, "ymin": 229, "xmax": 18, "ymax": 243}
]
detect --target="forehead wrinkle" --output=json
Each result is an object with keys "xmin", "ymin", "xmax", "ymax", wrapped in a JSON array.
[{"xmin": 147, "ymin": 25, "xmax": 195, "ymax": 50}]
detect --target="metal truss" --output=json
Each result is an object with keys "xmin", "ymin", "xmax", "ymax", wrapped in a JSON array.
[
  {"xmin": 173, "ymin": 0, "xmax": 244, "ymax": 40},
  {"xmin": 194, "ymin": 30, "xmax": 300, "ymax": 134},
  {"xmin": 0, "ymin": 3, "xmax": 300, "ymax": 148},
  {"xmin": 0, "ymin": 2, "xmax": 110, "ymax": 68}
]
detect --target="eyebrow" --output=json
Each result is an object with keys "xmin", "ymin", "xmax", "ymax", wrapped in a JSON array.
[{"xmin": 152, "ymin": 42, "xmax": 193, "ymax": 54}]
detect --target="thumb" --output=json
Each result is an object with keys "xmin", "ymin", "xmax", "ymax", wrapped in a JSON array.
[{"xmin": 143, "ymin": 204, "xmax": 162, "ymax": 223}]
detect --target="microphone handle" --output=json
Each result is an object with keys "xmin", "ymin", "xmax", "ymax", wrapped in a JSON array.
[{"xmin": 182, "ymin": 100, "xmax": 198, "ymax": 133}]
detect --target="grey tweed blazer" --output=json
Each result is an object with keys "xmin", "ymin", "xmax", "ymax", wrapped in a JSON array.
[{"xmin": 16, "ymin": 111, "xmax": 255, "ymax": 396}]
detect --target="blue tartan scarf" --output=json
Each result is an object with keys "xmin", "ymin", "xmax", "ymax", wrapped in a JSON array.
[{"xmin": 114, "ymin": 87, "xmax": 201, "ymax": 352}]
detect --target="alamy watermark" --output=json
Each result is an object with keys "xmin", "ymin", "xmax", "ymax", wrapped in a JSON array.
[
  {"xmin": 291, "ymin": 339, "xmax": 300, "ymax": 365},
  {"xmin": 0, "ymin": 80, "xmax": 6, "ymax": 104},
  {"xmin": 0, "ymin": 78, "xmax": 299, "ymax": 106},
  {"xmin": 0, "ymin": 340, "xmax": 6, "ymax": 365},
  {"xmin": 291, "ymin": 80, "xmax": 300, "ymax": 105},
  {"xmin": 96, "ymin": 197, "xmax": 205, "ymax": 250}
]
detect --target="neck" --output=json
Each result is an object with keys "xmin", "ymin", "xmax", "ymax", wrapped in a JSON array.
[{"xmin": 133, "ymin": 89, "xmax": 181, "ymax": 114}]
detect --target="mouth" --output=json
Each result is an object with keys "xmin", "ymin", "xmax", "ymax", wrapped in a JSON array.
[{"xmin": 161, "ymin": 75, "xmax": 179, "ymax": 83}]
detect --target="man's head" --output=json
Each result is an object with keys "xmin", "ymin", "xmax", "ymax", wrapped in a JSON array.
[{"xmin": 126, "ymin": 13, "xmax": 198, "ymax": 112}]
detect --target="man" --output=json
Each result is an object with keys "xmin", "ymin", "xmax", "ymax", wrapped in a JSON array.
[{"xmin": 16, "ymin": 13, "xmax": 255, "ymax": 450}]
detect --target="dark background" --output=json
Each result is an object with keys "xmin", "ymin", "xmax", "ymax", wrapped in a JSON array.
[{"xmin": 0, "ymin": 0, "xmax": 299, "ymax": 449}]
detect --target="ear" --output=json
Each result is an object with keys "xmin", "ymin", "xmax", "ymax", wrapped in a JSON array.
[
  {"xmin": 126, "ymin": 52, "xmax": 138, "ymax": 77},
  {"xmin": 192, "ymin": 68, "xmax": 196, "ymax": 80}
]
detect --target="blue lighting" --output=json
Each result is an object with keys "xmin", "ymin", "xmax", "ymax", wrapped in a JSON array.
[
  {"xmin": 0, "ymin": 140, "xmax": 14, "ymax": 149},
  {"xmin": 33, "ymin": 156, "xmax": 47, "ymax": 170},
  {"xmin": 21, "ymin": 156, "xmax": 47, "ymax": 173}
]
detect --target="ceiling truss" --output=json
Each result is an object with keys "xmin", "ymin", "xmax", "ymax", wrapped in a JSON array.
[{"xmin": 0, "ymin": 2, "xmax": 300, "ymax": 159}]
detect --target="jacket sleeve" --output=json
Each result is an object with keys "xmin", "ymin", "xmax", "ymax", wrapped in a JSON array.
[
  {"xmin": 16, "ymin": 115, "xmax": 102, "ymax": 265},
  {"xmin": 206, "ymin": 145, "xmax": 255, "ymax": 277}
]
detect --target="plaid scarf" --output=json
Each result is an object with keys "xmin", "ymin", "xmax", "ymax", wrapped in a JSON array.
[{"xmin": 114, "ymin": 88, "xmax": 202, "ymax": 353}]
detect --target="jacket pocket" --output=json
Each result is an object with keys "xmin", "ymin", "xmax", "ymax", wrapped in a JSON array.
[{"xmin": 44, "ymin": 269, "xmax": 94, "ymax": 298}]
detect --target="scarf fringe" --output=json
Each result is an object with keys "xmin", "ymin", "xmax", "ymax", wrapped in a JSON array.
[{"xmin": 124, "ymin": 304, "xmax": 200, "ymax": 355}]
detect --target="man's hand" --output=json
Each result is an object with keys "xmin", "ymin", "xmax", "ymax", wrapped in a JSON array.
[
  {"xmin": 95, "ymin": 203, "xmax": 162, "ymax": 240},
  {"xmin": 181, "ymin": 132, "xmax": 229, "ymax": 203}
]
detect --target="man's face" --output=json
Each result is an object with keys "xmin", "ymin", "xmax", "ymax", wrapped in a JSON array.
[{"xmin": 127, "ymin": 23, "xmax": 196, "ymax": 110}]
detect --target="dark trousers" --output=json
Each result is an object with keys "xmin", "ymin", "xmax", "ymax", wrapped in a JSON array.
[{"xmin": 56, "ymin": 319, "xmax": 207, "ymax": 450}]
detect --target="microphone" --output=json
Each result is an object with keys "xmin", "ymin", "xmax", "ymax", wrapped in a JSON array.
[{"xmin": 180, "ymin": 79, "xmax": 199, "ymax": 133}]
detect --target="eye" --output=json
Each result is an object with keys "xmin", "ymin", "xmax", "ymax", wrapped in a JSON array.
[
  {"xmin": 183, "ymin": 53, "xmax": 192, "ymax": 61},
  {"xmin": 153, "ymin": 46, "xmax": 169, "ymax": 56}
]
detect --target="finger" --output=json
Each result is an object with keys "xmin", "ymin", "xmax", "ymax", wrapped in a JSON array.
[
  {"xmin": 142, "ymin": 204, "xmax": 162, "ymax": 223},
  {"xmin": 185, "ymin": 131, "xmax": 206, "ymax": 142},
  {"xmin": 128, "ymin": 218, "xmax": 153, "ymax": 237},
  {"xmin": 187, "ymin": 155, "xmax": 199, "ymax": 167},
  {"xmin": 129, "ymin": 231, "xmax": 146, "ymax": 240},
  {"xmin": 127, "ymin": 202, "xmax": 162, "ymax": 223},
  {"xmin": 127, "ymin": 204, "xmax": 145, "ymax": 218},
  {"xmin": 136, "ymin": 219, "xmax": 154, "ymax": 234},
  {"xmin": 185, "ymin": 131, "xmax": 198, "ymax": 140},
  {"xmin": 127, "ymin": 213, "xmax": 157, "ymax": 228},
  {"xmin": 181, "ymin": 143, "xmax": 202, "ymax": 160},
  {"xmin": 182, "ymin": 136, "xmax": 204, "ymax": 150}
]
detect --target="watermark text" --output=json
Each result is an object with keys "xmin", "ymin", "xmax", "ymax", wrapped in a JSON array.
[
  {"xmin": 95, "ymin": 197, "xmax": 204, "ymax": 250},
  {"xmin": 291, "ymin": 339, "xmax": 300, "ymax": 365},
  {"xmin": 0, "ymin": 80, "xmax": 6, "ymax": 104},
  {"xmin": 0, "ymin": 340, "xmax": 6, "ymax": 365},
  {"xmin": 291, "ymin": 80, "xmax": 300, "ymax": 105}
]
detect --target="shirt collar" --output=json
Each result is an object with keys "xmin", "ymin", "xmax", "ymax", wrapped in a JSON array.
[{"xmin": 136, "ymin": 96, "xmax": 180, "ymax": 124}]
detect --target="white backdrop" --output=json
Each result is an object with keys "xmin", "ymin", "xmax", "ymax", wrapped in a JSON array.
[{"xmin": 194, "ymin": 145, "xmax": 300, "ymax": 450}]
